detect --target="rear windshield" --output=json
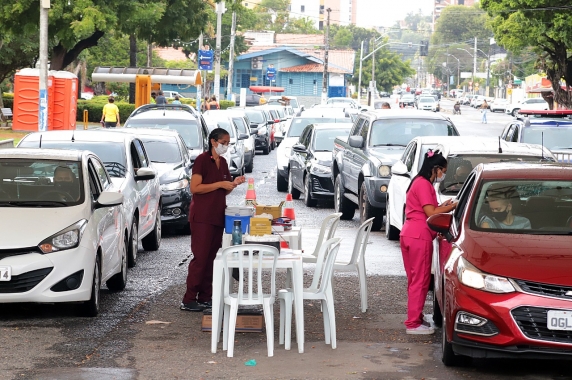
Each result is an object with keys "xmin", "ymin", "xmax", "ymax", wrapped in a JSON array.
[
  {"xmin": 125, "ymin": 119, "xmax": 200, "ymax": 149},
  {"xmin": 138, "ymin": 137, "xmax": 182, "ymax": 164},
  {"xmin": 313, "ymin": 128, "xmax": 352, "ymax": 151},
  {"xmin": 0, "ymin": 159, "xmax": 84, "ymax": 207},
  {"xmin": 245, "ymin": 110, "xmax": 265, "ymax": 124},
  {"xmin": 288, "ymin": 117, "xmax": 348, "ymax": 137},
  {"xmin": 521, "ymin": 126, "xmax": 572, "ymax": 151},
  {"xmin": 369, "ymin": 119, "xmax": 457, "ymax": 147}
]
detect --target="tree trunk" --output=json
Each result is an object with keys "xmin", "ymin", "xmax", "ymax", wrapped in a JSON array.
[
  {"xmin": 129, "ymin": 34, "xmax": 137, "ymax": 104},
  {"xmin": 50, "ymin": 31, "xmax": 105, "ymax": 71}
]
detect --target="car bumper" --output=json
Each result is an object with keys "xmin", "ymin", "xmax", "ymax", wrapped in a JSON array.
[
  {"xmin": 0, "ymin": 246, "xmax": 95, "ymax": 303},
  {"xmin": 161, "ymin": 188, "xmax": 191, "ymax": 227},
  {"xmin": 364, "ymin": 177, "xmax": 389, "ymax": 209},
  {"xmin": 445, "ymin": 273, "xmax": 572, "ymax": 358},
  {"xmin": 255, "ymin": 135, "xmax": 269, "ymax": 149},
  {"xmin": 309, "ymin": 173, "xmax": 334, "ymax": 199}
]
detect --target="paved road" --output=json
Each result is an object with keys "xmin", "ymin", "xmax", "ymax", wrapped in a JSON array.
[{"xmin": 2, "ymin": 109, "xmax": 571, "ymax": 379}]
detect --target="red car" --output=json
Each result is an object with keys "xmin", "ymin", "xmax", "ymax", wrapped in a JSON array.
[{"xmin": 429, "ymin": 162, "xmax": 572, "ymax": 366}]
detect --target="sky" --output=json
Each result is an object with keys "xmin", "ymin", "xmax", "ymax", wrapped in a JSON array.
[{"xmin": 356, "ymin": 0, "xmax": 434, "ymax": 28}]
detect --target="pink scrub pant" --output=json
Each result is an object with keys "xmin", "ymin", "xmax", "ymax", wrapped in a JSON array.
[{"xmin": 400, "ymin": 236, "xmax": 433, "ymax": 328}]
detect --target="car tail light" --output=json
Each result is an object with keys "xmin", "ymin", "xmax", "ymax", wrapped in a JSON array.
[{"xmin": 275, "ymin": 119, "xmax": 280, "ymax": 123}]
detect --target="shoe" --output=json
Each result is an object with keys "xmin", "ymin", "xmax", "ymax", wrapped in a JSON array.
[
  {"xmin": 180, "ymin": 301, "xmax": 207, "ymax": 312},
  {"xmin": 406, "ymin": 324, "xmax": 435, "ymax": 335},
  {"xmin": 198, "ymin": 300, "xmax": 212, "ymax": 308}
]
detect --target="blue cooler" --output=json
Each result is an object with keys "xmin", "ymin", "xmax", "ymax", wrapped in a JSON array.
[{"xmin": 224, "ymin": 206, "xmax": 255, "ymax": 234}]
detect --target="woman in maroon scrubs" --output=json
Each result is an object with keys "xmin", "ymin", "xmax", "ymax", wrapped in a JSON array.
[{"xmin": 181, "ymin": 128, "xmax": 245, "ymax": 311}]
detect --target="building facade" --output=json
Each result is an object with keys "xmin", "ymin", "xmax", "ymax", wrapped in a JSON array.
[{"xmin": 289, "ymin": 0, "xmax": 356, "ymax": 30}]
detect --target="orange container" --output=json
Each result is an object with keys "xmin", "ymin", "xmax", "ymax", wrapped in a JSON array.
[{"xmin": 13, "ymin": 68, "xmax": 78, "ymax": 131}]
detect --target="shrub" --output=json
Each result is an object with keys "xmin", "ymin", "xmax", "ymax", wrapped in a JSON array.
[
  {"xmin": 77, "ymin": 100, "xmax": 134, "ymax": 122},
  {"xmin": 2, "ymin": 93, "xmax": 13, "ymax": 109},
  {"xmin": 219, "ymin": 100, "xmax": 235, "ymax": 109}
]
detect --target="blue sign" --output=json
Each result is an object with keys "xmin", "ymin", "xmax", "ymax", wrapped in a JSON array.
[
  {"xmin": 199, "ymin": 49, "xmax": 214, "ymax": 70},
  {"xmin": 39, "ymin": 89, "xmax": 47, "ymax": 132},
  {"xmin": 266, "ymin": 67, "xmax": 276, "ymax": 81}
]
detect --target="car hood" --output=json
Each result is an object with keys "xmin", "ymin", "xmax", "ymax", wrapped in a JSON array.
[
  {"xmin": 369, "ymin": 148, "xmax": 406, "ymax": 165},
  {"xmin": 152, "ymin": 162, "xmax": 185, "ymax": 184},
  {"xmin": 0, "ymin": 207, "xmax": 85, "ymax": 249},
  {"xmin": 462, "ymin": 229, "xmax": 572, "ymax": 286}
]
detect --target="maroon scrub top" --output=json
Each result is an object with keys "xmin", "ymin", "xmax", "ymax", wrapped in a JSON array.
[{"xmin": 189, "ymin": 151, "xmax": 232, "ymax": 227}]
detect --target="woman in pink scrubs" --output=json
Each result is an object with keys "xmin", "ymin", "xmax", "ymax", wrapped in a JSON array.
[{"xmin": 400, "ymin": 149, "xmax": 457, "ymax": 335}]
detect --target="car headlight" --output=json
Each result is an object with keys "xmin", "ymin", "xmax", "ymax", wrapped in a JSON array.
[
  {"xmin": 39, "ymin": 220, "xmax": 87, "ymax": 254},
  {"xmin": 378, "ymin": 165, "xmax": 391, "ymax": 177},
  {"xmin": 311, "ymin": 162, "xmax": 331, "ymax": 174},
  {"xmin": 161, "ymin": 178, "xmax": 189, "ymax": 192},
  {"xmin": 258, "ymin": 126, "xmax": 267, "ymax": 135},
  {"xmin": 457, "ymin": 257, "xmax": 515, "ymax": 293}
]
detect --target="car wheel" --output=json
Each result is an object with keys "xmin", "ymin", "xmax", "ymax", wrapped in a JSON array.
[
  {"xmin": 288, "ymin": 170, "xmax": 301, "ymax": 200},
  {"xmin": 304, "ymin": 175, "xmax": 318, "ymax": 207},
  {"xmin": 277, "ymin": 169, "xmax": 288, "ymax": 192},
  {"xmin": 142, "ymin": 206, "xmax": 162, "ymax": 251},
  {"xmin": 385, "ymin": 198, "xmax": 400, "ymax": 241},
  {"xmin": 359, "ymin": 182, "xmax": 383, "ymax": 230},
  {"xmin": 512, "ymin": 108, "xmax": 520, "ymax": 117},
  {"xmin": 106, "ymin": 234, "xmax": 128, "ymax": 292},
  {"xmin": 245, "ymin": 155, "xmax": 254, "ymax": 173},
  {"xmin": 262, "ymin": 144, "xmax": 270, "ymax": 155},
  {"xmin": 127, "ymin": 220, "xmax": 138, "ymax": 268},
  {"xmin": 433, "ymin": 285, "xmax": 443, "ymax": 328},
  {"xmin": 79, "ymin": 255, "xmax": 101, "ymax": 317},
  {"xmin": 334, "ymin": 175, "xmax": 355, "ymax": 220}
]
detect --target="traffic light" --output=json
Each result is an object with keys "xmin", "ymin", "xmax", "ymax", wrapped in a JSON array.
[{"xmin": 420, "ymin": 41, "xmax": 429, "ymax": 56}]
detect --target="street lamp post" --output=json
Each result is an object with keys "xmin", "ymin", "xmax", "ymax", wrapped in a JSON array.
[
  {"xmin": 39, "ymin": 0, "xmax": 50, "ymax": 132},
  {"xmin": 457, "ymin": 47, "xmax": 475, "ymax": 94},
  {"xmin": 476, "ymin": 48, "xmax": 491, "ymax": 97},
  {"xmin": 446, "ymin": 54, "xmax": 460, "ymax": 90}
]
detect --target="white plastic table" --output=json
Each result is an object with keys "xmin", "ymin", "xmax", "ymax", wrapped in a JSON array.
[
  {"xmin": 221, "ymin": 227, "xmax": 302, "ymax": 250},
  {"xmin": 211, "ymin": 249, "xmax": 305, "ymax": 354}
]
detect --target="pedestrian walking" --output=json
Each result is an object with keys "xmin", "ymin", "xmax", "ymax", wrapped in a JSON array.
[
  {"xmin": 481, "ymin": 100, "xmax": 488, "ymax": 124},
  {"xmin": 209, "ymin": 95, "xmax": 220, "ymax": 110},
  {"xmin": 155, "ymin": 90, "xmax": 167, "ymax": 105},
  {"xmin": 171, "ymin": 95, "xmax": 182, "ymax": 105},
  {"xmin": 100, "ymin": 96, "xmax": 120, "ymax": 128},
  {"xmin": 400, "ymin": 149, "xmax": 457, "ymax": 335},
  {"xmin": 201, "ymin": 96, "xmax": 210, "ymax": 112},
  {"xmin": 180, "ymin": 128, "xmax": 246, "ymax": 312}
]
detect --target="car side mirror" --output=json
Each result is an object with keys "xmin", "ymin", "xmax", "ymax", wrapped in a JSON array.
[
  {"xmin": 348, "ymin": 136, "xmax": 364, "ymax": 148},
  {"xmin": 427, "ymin": 213, "xmax": 453, "ymax": 235},
  {"xmin": 95, "ymin": 191, "xmax": 124, "ymax": 209},
  {"xmin": 391, "ymin": 161, "xmax": 409, "ymax": 177},
  {"xmin": 300, "ymin": 105, "xmax": 305, "ymax": 111},
  {"xmin": 292, "ymin": 143, "xmax": 307, "ymax": 154},
  {"xmin": 238, "ymin": 133, "xmax": 249, "ymax": 140},
  {"xmin": 135, "ymin": 167, "xmax": 156, "ymax": 181},
  {"xmin": 267, "ymin": 120, "xmax": 275, "ymax": 125}
]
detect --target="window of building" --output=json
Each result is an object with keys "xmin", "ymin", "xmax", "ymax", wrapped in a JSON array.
[
  {"xmin": 301, "ymin": 5, "xmax": 305, "ymax": 12},
  {"xmin": 319, "ymin": 21, "xmax": 324, "ymax": 30},
  {"xmin": 319, "ymin": 5, "xmax": 324, "ymax": 14},
  {"xmin": 313, "ymin": 79, "xmax": 317, "ymax": 84},
  {"xmin": 289, "ymin": 78, "xmax": 293, "ymax": 84}
]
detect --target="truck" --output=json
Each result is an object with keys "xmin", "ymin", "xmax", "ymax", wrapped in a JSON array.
[{"xmin": 331, "ymin": 110, "xmax": 460, "ymax": 230}]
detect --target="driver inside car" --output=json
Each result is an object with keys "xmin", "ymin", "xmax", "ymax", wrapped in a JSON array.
[
  {"xmin": 480, "ymin": 185, "xmax": 531, "ymax": 229},
  {"xmin": 53, "ymin": 166, "xmax": 79, "ymax": 200}
]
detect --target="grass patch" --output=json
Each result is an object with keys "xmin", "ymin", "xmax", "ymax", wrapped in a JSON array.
[{"xmin": 0, "ymin": 130, "xmax": 28, "ymax": 146}]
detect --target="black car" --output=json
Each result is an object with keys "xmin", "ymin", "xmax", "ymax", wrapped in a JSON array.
[
  {"xmin": 113, "ymin": 128, "xmax": 193, "ymax": 233},
  {"xmin": 288, "ymin": 123, "xmax": 353, "ymax": 207},
  {"xmin": 379, "ymin": 91, "xmax": 390, "ymax": 98},
  {"xmin": 239, "ymin": 108, "xmax": 273, "ymax": 155},
  {"xmin": 399, "ymin": 95, "xmax": 416, "ymax": 108},
  {"xmin": 245, "ymin": 94, "xmax": 265, "ymax": 107}
]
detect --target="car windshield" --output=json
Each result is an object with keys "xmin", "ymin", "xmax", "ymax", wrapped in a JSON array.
[
  {"xmin": 18, "ymin": 140, "xmax": 127, "ymax": 178},
  {"xmin": 288, "ymin": 117, "xmax": 346, "ymax": 137},
  {"xmin": 0, "ymin": 159, "xmax": 84, "ymax": 207},
  {"xmin": 471, "ymin": 180, "xmax": 572, "ymax": 234},
  {"xmin": 138, "ymin": 137, "xmax": 182, "ymax": 163},
  {"xmin": 125, "ymin": 119, "xmax": 201, "ymax": 149},
  {"xmin": 313, "ymin": 127, "xmax": 352, "ymax": 151},
  {"xmin": 232, "ymin": 117, "xmax": 248, "ymax": 134},
  {"xmin": 203, "ymin": 117, "xmax": 236, "ymax": 138},
  {"xmin": 369, "ymin": 119, "xmax": 457, "ymax": 147},
  {"xmin": 521, "ymin": 126, "xmax": 572, "ymax": 151},
  {"xmin": 245, "ymin": 110, "xmax": 265, "ymax": 124}
]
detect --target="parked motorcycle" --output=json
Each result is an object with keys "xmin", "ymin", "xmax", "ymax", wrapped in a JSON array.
[{"xmin": 453, "ymin": 103, "xmax": 461, "ymax": 115}]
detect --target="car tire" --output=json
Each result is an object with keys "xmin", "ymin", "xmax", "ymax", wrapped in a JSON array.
[
  {"xmin": 106, "ymin": 234, "xmax": 128, "ymax": 292},
  {"xmin": 359, "ymin": 181, "xmax": 383, "ymax": 231},
  {"xmin": 262, "ymin": 144, "xmax": 270, "ymax": 155},
  {"xmin": 512, "ymin": 108, "xmax": 520, "ymax": 117},
  {"xmin": 441, "ymin": 298, "xmax": 470, "ymax": 366},
  {"xmin": 79, "ymin": 255, "xmax": 101, "ymax": 317},
  {"xmin": 385, "ymin": 198, "xmax": 400, "ymax": 241},
  {"xmin": 334, "ymin": 174, "xmax": 355, "ymax": 220},
  {"xmin": 288, "ymin": 170, "xmax": 301, "ymax": 200},
  {"xmin": 304, "ymin": 175, "xmax": 318, "ymax": 207},
  {"xmin": 432, "ymin": 286, "xmax": 443, "ymax": 328},
  {"xmin": 245, "ymin": 155, "xmax": 254, "ymax": 173},
  {"xmin": 142, "ymin": 206, "xmax": 162, "ymax": 251},
  {"xmin": 277, "ymin": 169, "xmax": 288, "ymax": 192},
  {"xmin": 127, "ymin": 220, "xmax": 138, "ymax": 268}
]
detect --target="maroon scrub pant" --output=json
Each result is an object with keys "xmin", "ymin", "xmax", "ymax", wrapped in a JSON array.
[
  {"xmin": 400, "ymin": 236, "xmax": 433, "ymax": 328},
  {"xmin": 182, "ymin": 222, "xmax": 224, "ymax": 304}
]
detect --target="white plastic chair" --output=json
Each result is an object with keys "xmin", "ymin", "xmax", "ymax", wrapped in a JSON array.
[
  {"xmin": 221, "ymin": 244, "xmax": 279, "ymax": 357},
  {"xmin": 301, "ymin": 212, "xmax": 342, "ymax": 264},
  {"xmin": 334, "ymin": 217, "xmax": 374, "ymax": 313},
  {"xmin": 279, "ymin": 238, "xmax": 342, "ymax": 350}
]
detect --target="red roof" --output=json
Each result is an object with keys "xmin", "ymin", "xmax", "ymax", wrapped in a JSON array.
[{"xmin": 279, "ymin": 63, "xmax": 348, "ymax": 74}]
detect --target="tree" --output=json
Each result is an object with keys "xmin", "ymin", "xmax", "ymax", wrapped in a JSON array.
[
  {"xmin": 352, "ymin": 45, "xmax": 416, "ymax": 92},
  {"xmin": 333, "ymin": 29, "xmax": 352, "ymax": 48},
  {"xmin": 432, "ymin": 5, "xmax": 491, "ymax": 46},
  {"xmin": 482, "ymin": 0, "xmax": 572, "ymax": 108},
  {"xmin": 253, "ymin": 0, "xmax": 290, "ymax": 33},
  {"xmin": 404, "ymin": 9, "xmax": 432, "ymax": 32},
  {"xmin": 0, "ymin": 32, "xmax": 39, "ymax": 108},
  {"xmin": 284, "ymin": 17, "xmax": 320, "ymax": 34}
]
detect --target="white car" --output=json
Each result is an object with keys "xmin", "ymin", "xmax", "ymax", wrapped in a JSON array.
[
  {"xmin": 505, "ymin": 98, "xmax": 549, "ymax": 116},
  {"xmin": 490, "ymin": 98, "xmax": 509, "ymax": 112},
  {"xmin": 162, "ymin": 91, "xmax": 187, "ymax": 99},
  {"xmin": 0, "ymin": 149, "xmax": 126, "ymax": 316},
  {"xmin": 417, "ymin": 96, "xmax": 438, "ymax": 112},
  {"xmin": 472, "ymin": 95, "xmax": 487, "ymax": 108},
  {"xmin": 18, "ymin": 130, "xmax": 162, "ymax": 268},
  {"xmin": 267, "ymin": 96, "xmax": 302, "ymax": 115},
  {"xmin": 385, "ymin": 136, "xmax": 555, "ymax": 240}
]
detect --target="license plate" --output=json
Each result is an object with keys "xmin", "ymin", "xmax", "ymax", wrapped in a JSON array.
[
  {"xmin": 0, "ymin": 266, "xmax": 11, "ymax": 281},
  {"xmin": 547, "ymin": 310, "xmax": 572, "ymax": 331}
]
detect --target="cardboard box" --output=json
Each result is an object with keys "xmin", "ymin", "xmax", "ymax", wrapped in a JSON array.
[
  {"xmin": 202, "ymin": 309, "xmax": 264, "ymax": 332},
  {"xmin": 255, "ymin": 202, "xmax": 284, "ymax": 219},
  {"xmin": 249, "ymin": 217, "xmax": 272, "ymax": 236}
]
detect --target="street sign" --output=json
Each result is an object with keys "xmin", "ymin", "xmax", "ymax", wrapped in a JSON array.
[
  {"xmin": 266, "ymin": 65, "xmax": 276, "ymax": 81},
  {"xmin": 198, "ymin": 49, "xmax": 214, "ymax": 70}
]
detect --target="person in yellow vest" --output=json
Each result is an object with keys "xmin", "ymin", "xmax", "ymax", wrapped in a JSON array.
[{"xmin": 100, "ymin": 96, "xmax": 121, "ymax": 128}]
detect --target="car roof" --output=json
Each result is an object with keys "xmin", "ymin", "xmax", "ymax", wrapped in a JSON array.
[
  {"xmin": 364, "ymin": 109, "xmax": 451, "ymax": 121},
  {"xmin": 412, "ymin": 136, "xmax": 553, "ymax": 157},
  {"xmin": 297, "ymin": 109, "xmax": 348, "ymax": 117},
  {"xmin": 127, "ymin": 104, "xmax": 198, "ymax": 121},
  {"xmin": 478, "ymin": 162, "xmax": 572, "ymax": 180},
  {"xmin": 0, "ymin": 148, "xmax": 83, "ymax": 161},
  {"xmin": 20, "ymin": 130, "xmax": 136, "ymax": 143},
  {"xmin": 311, "ymin": 122, "xmax": 354, "ymax": 130},
  {"xmin": 104, "ymin": 128, "xmax": 182, "ymax": 139}
]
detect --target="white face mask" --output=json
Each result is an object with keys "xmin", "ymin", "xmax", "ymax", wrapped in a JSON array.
[
  {"xmin": 435, "ymin": 170, "xmax": 445, "ymax": 183},
  {"xmin": 214, "ymin": 143, "xmax": 228, "ymax": 156}
]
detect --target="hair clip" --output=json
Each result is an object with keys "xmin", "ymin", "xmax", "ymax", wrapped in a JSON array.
[{"xmin": 427, "ymin": 150, "xmax": 434, "ymax": 158}]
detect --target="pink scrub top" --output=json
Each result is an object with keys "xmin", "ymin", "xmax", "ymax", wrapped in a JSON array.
[{"xmin": 400, "ymin": 177, "xmax": 438, "ymax": 241}]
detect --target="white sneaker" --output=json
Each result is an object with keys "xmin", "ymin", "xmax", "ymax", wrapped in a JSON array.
[{"xmin": 406, "ymin": 324, "xmax": 435, "ymax": 335}]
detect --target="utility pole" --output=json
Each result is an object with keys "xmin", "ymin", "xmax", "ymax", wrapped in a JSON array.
[
  {"xmin": 214, "ymin": 1, "xmax": 225, "ymax": 102},
  {"xmin": 370, "ymin": 36, "xmax": 375, "ymax": 106},
  {"xmin": 197, "ymin": 33, "xmax": 203, "ymax": 113},
  {"xmin": 473, "ymin": 37, "xmax": 477, "ymax": 95},
  {"xmin": 226, "ymin": 11, "xmax": 237, "ymax": 101},
  {"xmin": 321, "ymin": 8, "xmax": 331, "ymax": 105},
  {"xmin": 357, "ymin": 40, "xmax": 364, "ymax": 103},
  {"xmin": 39, "ymin": 0, "xmax": 49, "ymax": 132}
]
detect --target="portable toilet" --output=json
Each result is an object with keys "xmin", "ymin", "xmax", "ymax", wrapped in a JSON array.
[{"xmin": 13, "ymin": 68, "xmax": 78, "ymax": 131}]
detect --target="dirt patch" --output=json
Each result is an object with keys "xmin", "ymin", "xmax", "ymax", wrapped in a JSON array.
[{"xmin": 0, "ymin": 130, "xmax": 27, "ymax": 146}]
